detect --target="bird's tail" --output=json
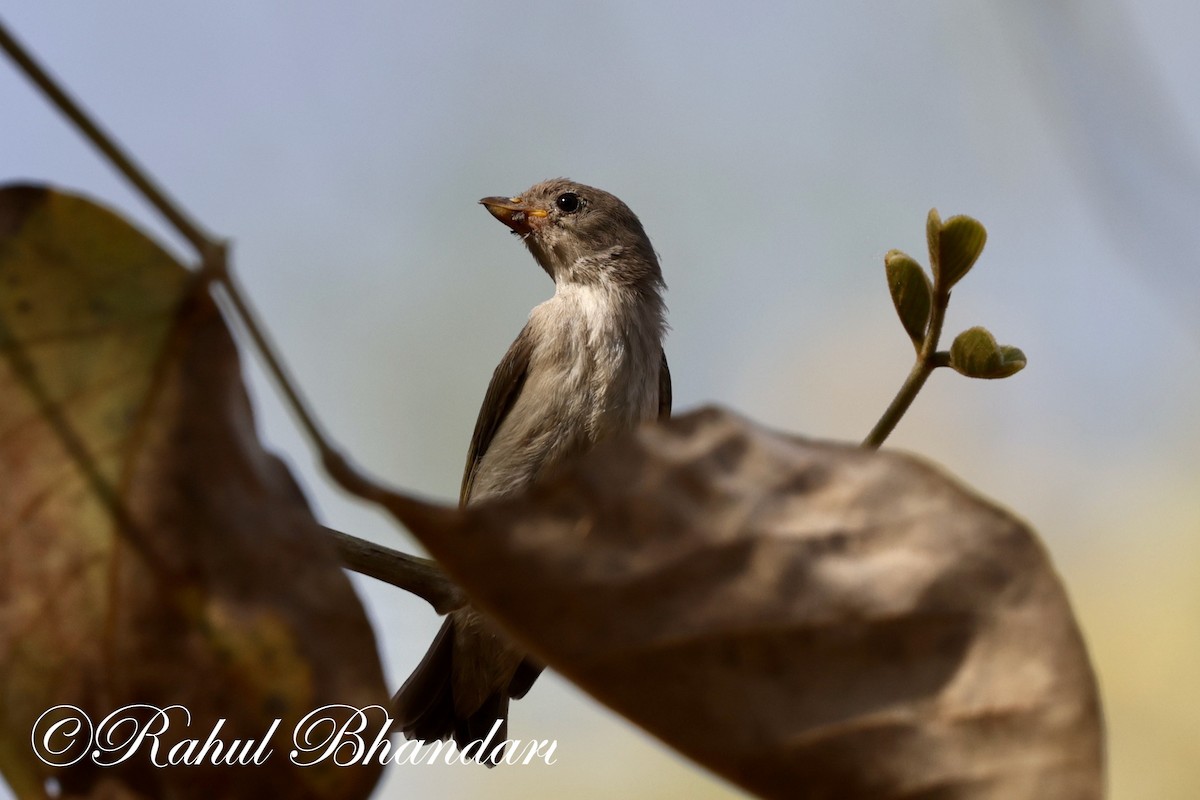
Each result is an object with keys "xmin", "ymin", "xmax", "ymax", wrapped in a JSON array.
[{"xmin": 392, "ymin": 612, "xmax": 543, "ymax": 766}]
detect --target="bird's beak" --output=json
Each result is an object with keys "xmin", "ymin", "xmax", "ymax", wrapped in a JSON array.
[{"xmin": 479, "ymin": 196, "xmax": 549, "ymax": 235}]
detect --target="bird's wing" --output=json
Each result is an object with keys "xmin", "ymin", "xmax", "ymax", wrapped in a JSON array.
[
  {"xmin": 658, "ymin": 348, "xmax": 672, "ymax": 420},
  {"xmin": 460, "ymin": 324, "xmax": 535, "ymax": 505}
]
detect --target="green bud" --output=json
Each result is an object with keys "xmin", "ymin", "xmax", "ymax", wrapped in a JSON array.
[
  {"xmin": 949, "ymin": 326, "xmax": 1026, "ymax": 379},
  {"xmin": 996, "ymin": 345, "xmax": 1027, "ymax": 377},
  {"xmin": 936, "ymin": 215, "xmax": 987, "ymax": 290},
  {"xmin": 926, "ymin": 208, "xmax": 942, "ymax": 278},
  {"xmin": 884, "ymin": 249, "xmax": 933, "ymax": 348}
]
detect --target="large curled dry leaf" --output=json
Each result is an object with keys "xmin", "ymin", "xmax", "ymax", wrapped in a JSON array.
[
  {"xmin": 0, "ymin": 186, "xmax": 387, "ymax": 799},
  {"xmin": 393, "ymin": 408, "xmax": 1104, "ymax": 800}
]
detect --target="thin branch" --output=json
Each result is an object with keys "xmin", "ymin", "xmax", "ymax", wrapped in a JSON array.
[
  {"xmin": 862, "ymin": 289, "xmax": 951, "ymax": 449},
  {"xmin": 0, "ymin": 21, "xmax": 211, "ymax": 255},
  {"xmin": 209, "ymin": 261, "xmax": 354, "ymax": 482},
  {"xmin": 0, "ymin": 17, "xmax": 382, "ymax": 497},
  {"xmin": 326, "ymin": 526, "xmax": 465, "ymax": 615},
  {"xmin": 2, "ymin": 14, "xmax": 444, "ymax": 594}
]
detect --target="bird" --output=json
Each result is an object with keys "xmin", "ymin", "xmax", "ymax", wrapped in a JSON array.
[{"xmin": 392, "ymin": 178, "xmax": 671, "ymax": 763}]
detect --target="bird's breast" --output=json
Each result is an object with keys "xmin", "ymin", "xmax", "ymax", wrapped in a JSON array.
[
  {"xmin": 468, "ymin": 284, "xmax": 663, "ymax": 502},
  {"xmin": 537, "ymin": 287, "xmax": 660, "ymax": 425},
  {"xmin": 517, "ymin": 290, "xmax": 658, "ymax": 443}
]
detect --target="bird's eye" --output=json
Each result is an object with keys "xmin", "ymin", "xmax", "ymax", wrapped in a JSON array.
[{"xmin": 555, "ymin": 192, "xmax": 581, "ymax": 213}]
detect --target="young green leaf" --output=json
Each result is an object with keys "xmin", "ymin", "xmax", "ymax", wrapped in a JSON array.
[
  {"xmin": 936, "ymin": 215, "xmax": 987, "ymax": 290},
  {"xmin": 997, "ymin": 345, "xmax": 1028, "ymax": 376},
  {"xmin": 884, "ymin": 250, "xmax": 933, "ymax": 348},
  {"xmin": 949, "ymin": 326, "xmax": 1027, "ymax": 379},
  {"xmin": 926, "ymin": 208, "xmax": 942, "ymax": 277}
]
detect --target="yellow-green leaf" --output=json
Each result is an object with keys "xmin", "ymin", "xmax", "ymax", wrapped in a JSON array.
[
  {"xmin": 996, "ymin": 344, "xmax": 1028, "ymax": 377},
  {"xmin": 925, "ymin": 207, "xmax": 942, "ymax": 278},
  {"xmin": 936, "ymin": 215, "xmax": 987, "ymax": 290},
  {"xmin": 884, "ymin": 250, "xmax": 933, "ymax": 348},
  {"xmin": 949, "ymin": 325, "xmax": 1026, "ymax": 379}
]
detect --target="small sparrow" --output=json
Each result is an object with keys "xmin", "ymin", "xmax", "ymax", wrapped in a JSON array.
[{"xmin": 393, "ymin": 178, "xmax": 671, "ymax": 760}]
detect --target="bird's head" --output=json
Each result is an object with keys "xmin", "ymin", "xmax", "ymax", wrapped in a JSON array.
[{"xmin": 480, "ymin": 179, "xmax": 663, "ymax": 291}]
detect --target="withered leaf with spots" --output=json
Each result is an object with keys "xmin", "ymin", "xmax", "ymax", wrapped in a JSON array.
[
  {"xmin": 389, "ymin": 407, "xmax": 1104, "ymax": 799},
  {"xmin": 0, "ymin": 185, "xmax": 387, "ymax": 799}
]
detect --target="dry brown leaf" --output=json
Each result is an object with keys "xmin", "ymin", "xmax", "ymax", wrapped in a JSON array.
[
  {"xmin": 392, "ymin": 407, "xmax": 1105, "ymax": 800},
  {"xmin": 0, "ymin": 185, "xmax": 387, "ymax": 799}
]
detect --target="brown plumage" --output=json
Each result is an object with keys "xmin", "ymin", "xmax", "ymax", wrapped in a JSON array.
[{"xmin": 392, "ymin": 179, "xmax": 671, "ymax": 763}]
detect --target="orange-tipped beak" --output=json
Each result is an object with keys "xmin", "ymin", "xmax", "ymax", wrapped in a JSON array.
[{"xmin": 479, "ymin": 196, "xmax": 549, "ymax": 235}]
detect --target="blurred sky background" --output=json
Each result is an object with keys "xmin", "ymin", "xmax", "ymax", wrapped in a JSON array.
[{"xmin": 2, "ymin": 2, "xmax": 1198, "ymax": 797}]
